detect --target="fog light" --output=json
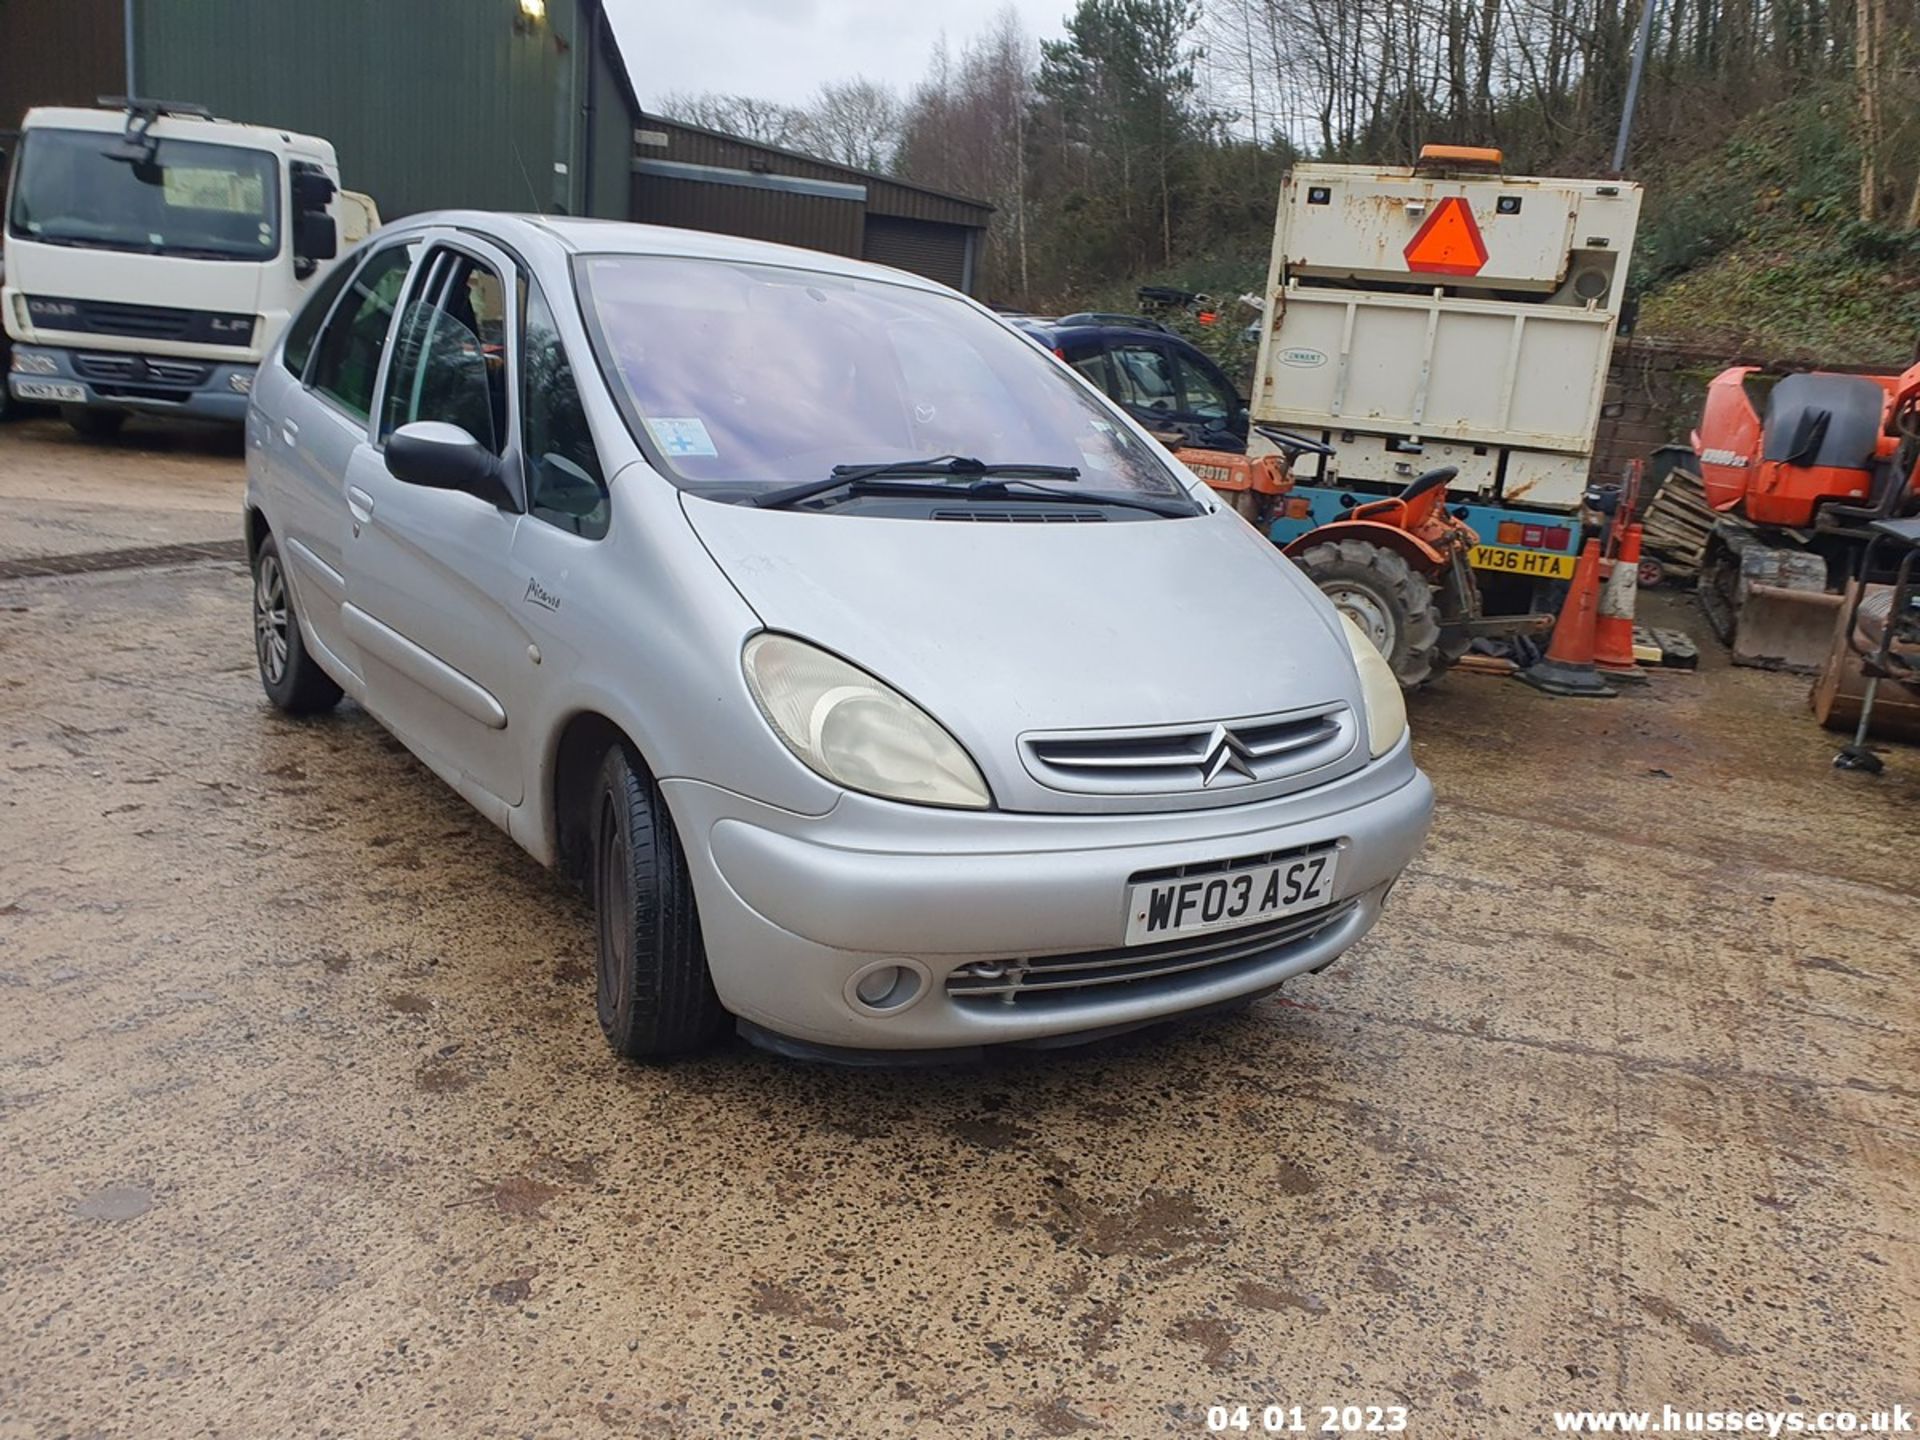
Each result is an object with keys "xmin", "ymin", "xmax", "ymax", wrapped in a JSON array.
[
  {"xmin": 847, "ymin": 961, "xmax": 924, "ymax": 1014},
  {"xmin": 11, "ymin": 350, "xmax": 57, "ymax": 375},
  {"xmin": 228, "ymin": 371, "xmax": 253, "ymax": 394}
]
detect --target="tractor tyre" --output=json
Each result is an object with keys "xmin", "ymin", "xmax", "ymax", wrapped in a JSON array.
[{"xmin": 1295, "ymin": 539, "xmax": 1445, "ymax": 690}]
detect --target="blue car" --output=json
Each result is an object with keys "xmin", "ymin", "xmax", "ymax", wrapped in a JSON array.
[{"xmin": 1006, "ymin": 313, "xmax": 1248, "ymax": 452}]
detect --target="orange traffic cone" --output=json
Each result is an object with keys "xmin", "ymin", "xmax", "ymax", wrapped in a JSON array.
[
  {"xmin": 1595, "ymin": 523, "xmax": 1649, "ymax": 682},
  {"xmin": 1516, "ymin": 538, "xmax": 1618, "ymax": 698}
]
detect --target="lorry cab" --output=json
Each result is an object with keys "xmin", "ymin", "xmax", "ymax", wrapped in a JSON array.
[{"xmin": 2, "ymin": 101, "xmax": 374, "ymax": 433}]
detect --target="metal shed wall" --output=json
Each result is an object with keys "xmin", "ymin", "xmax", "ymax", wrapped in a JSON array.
[
  {"xmin": 631, "ymin": 166, "xmax": 865, "ymax": 257},
  {"xmin": 0, "ymin": 0, "xmax": 125, "ymax": 131},
  {"xmin": 627, "ymin": 116, "xmax": 992, "ymax": 291},
  {"xmin": 130, "ymin": 0, "xmax": 578, "ymax": 218}
]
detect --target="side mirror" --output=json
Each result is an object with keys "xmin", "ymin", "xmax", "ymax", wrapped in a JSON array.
[
  {"xmin": 291, "ymin": 165, "xmax": 338, "ymax": 212},
  {"xmin": 386, "ymin": 422, "xmax": 518, "ymax": 510},
  {"xmin": 293, "ymin": 208, "xmax": 337, "ymax": 265}
]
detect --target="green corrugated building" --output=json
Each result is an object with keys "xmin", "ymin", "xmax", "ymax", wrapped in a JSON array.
[{"xmin": 0, "ymin": 0, "xmax": 990, "ymax": 291}]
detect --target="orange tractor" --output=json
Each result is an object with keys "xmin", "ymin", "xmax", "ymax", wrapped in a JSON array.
[{"xmin": 1179, "ymin": 426, "xmax": 1551, "ymax": 687}]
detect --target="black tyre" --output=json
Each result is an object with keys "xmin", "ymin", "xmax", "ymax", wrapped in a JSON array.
[
  {"xmin": 1295, "ymin": 538, "xmax": 1444, "ymax": 690},
  {"xmin": 62, "ymin": 405, "xmax": 127, "ymax": 440},
  {"xmin": 251, "ymin": 534, "xmax": 343, "ymax": 714},
  {"xmin": 591, "ymin": 744, "xmax": 726, "ymax": 1060}
]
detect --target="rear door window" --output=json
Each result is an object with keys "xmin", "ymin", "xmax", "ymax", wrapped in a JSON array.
[
  {"xmin": 1060, "ymin": 341, "xmax": 1112, "ymax": 393},
  {"xmin": 309, "ymin": 242, "xmax": 417, "ymax": 421},
  {"xmin": 1172, "ymin": 351, "xmax": 1239, "ymax": 421},
  {"xmin": 1106, "ymin": 343, "xmax": 1179, "ymax": 418},
  {"xmin": 280, "ymin": 256, "xmax": 359, "ymax": 381}
]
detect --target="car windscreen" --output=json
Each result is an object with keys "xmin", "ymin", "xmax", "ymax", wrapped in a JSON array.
[
  {"xmin": 7, "ymin": 128, "xmax": 280, "ymax": 262},
  {"xmin": 574, "ymin": 254, "xmax": 1190, "ymax": 500}
]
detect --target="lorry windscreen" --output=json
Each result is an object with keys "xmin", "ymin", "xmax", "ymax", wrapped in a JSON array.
[{"xmin": 7, "ymin": 128, "xmax": 280, "ymax": 262}]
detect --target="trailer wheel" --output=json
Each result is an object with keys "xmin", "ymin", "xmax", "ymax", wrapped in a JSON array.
[{"xmin": 1295, "ymin": 539, "xmax": 1443, "ymax": 690}]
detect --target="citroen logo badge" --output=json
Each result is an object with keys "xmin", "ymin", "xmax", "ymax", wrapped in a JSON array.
[{"xmin": 1199, "ymin": 724, "xmax": 1256, "ymax": 785}]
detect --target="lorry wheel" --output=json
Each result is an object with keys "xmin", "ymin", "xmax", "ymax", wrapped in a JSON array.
[
  {"xmin": 591, "ymin": 744, "xmax": 727, "ymax": 1062},
  {"xmin": 1295, "ymin": 539, "xmax": 1443, "ymax": 689},
  {"xmin": 251, "ymin": 535, "xmax": 343, "ymax": 714},
  {"xmin": 63, "ymin": 406, "xmax": 127, "ymax": 441}
]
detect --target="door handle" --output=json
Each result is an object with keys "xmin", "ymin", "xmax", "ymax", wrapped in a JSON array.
[
  {"xmin": 280, "ymin": 418, "xmax": 299, "ymax": 447},
  {"xmin": 346, "ymin": 486, "xmax": 375, "ymax": 526}
]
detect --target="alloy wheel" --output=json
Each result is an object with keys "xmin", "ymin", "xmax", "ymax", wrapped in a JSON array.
[{"xmin": 254, "ymin": 554, "xmax": 290, "ymax": 685}]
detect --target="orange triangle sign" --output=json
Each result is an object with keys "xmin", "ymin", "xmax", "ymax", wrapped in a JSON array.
[{"xmin": 1403, "ymin": 196, "xmax": 1489, "ymax": 276}]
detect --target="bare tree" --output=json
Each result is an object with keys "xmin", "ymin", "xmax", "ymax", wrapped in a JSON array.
[
  {"xmin": 802, "ymin": 78, "xmax": 904, "ymax": 170},
  {"xmin": 653, "ymin": 91, "xmax": 810, "ymax": 150}
]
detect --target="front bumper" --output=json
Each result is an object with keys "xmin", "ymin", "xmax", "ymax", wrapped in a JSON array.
[
  {"xmin": 8, "ymin": 345, "xmax": 254, "ymax": 423},
  {"xmin": 664, "ymin": 737, "xmax": 1434, "ymax": 1054}
]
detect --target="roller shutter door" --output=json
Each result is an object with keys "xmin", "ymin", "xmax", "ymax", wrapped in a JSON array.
[{"xmin": 862, "ymin": 217, "xmax": 972, "ymax": 291}]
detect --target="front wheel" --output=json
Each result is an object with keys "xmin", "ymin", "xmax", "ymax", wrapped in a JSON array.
[
  {"xmin": 591, "ymin": 745, "xmax": 727, "ymax": 1061},
  {"xmin": 1294, "ymin": 538, "xmax": 1444, "ymax": 690},
  {"xmin": 251, "ymin": 534, "xmax": 343, "ymax": 714}
]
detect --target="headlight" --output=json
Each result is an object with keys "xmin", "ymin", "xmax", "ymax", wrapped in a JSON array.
[
  {"xmin": 1338, "ymin": 613, "xmax": 1408, "ymax": 759},
  {"xmin": 742, "ymin": 633, "xmax": 992, "ymax": 809},
  {"xmin": 11, "ymin": 350, "xmax": 58, "ymax": 375}
]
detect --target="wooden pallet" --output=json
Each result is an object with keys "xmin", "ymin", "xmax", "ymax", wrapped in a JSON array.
[{"xmin": 1640, "ymin": 468, "xmax": 1716, "ymax": 575}]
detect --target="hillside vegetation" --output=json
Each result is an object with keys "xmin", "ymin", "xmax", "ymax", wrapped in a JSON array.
[
  {"xmin": 1071, "ymin": 90, "xmax": 1920, "ymax": 386},
  {"xmin": 1630, "ymin": 86, "xmax": 1920, "ymax": 366}
]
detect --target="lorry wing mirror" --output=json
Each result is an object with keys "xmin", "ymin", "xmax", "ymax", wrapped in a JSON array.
[
  {"xmin": 291, "ymin": 165, "xmax": 338, "ymax": 212},
  {"xmin": 386, "ymin": 422, "xmax": 519, "ymax": 511},
  {"xmin": 293, "ymin": 209, "xmax": 338, "ymax": 267}
]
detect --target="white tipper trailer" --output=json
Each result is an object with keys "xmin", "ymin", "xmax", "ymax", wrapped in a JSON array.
[{"xmin": 1252, "ymin": 151, "xmax": 1643, "ymax": 586}]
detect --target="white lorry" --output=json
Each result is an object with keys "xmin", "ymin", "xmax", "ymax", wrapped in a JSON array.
[
  {"xmin": 3, "ymin": 101, "xmax": 375, "ymax": 436},
  {"xmin": 1251, "ymin": 148, "xmax": 1643, "ymax": 587}
]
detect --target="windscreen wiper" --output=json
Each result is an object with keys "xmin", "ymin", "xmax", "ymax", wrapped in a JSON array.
[
  {"xmin": 959, "ymin": 476, "xmax": 1199, "ymax": 518},
  {"xmin": 751, "ymin": 455, "xmax": 1081, "ymax": 510}
]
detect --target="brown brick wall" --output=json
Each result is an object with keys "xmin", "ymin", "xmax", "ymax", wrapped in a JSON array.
[{"xmin": 1588, "ymin": 337, "xmax": 1901, "ymax": 485}]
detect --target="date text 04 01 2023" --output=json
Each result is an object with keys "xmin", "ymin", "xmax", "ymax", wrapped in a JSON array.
[{"xmin": 1206, "ymin": 1403, "xmax": 1411, "ymax": 1433}]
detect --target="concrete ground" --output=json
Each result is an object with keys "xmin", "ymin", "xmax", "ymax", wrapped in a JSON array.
[{"xmin": 1, "ymin": 417, "xmax": 1915, "ymax": 1439}]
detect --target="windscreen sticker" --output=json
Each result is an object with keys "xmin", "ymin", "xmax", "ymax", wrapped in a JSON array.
[{"xmin": 645, "ymin": 416, "xmax": 718, "ymax": 459}]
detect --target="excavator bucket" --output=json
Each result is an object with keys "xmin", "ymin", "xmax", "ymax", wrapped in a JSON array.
[{"xmin": 1732, "ymin": 584, "xmax": 1846, "ymax": 671}]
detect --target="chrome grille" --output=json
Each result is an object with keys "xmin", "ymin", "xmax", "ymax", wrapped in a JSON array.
[
  {"xmin": 73, "ymin": 353, "xmax": 213, "ymax": 386},
  {"xmin": 946, "ymin": 897, "xmax": 1357, "ymax": 1007},
  {"xmin": 1022, "ymin": 705, "xmax": 1353, "ymax": 796}
]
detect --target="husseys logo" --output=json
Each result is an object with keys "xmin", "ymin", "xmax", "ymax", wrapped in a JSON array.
[{"xmin": 1277, "ymin": 347, "xmax": 1327, "ymax": 368}]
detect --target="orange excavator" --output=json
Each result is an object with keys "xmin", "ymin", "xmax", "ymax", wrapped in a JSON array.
[{"xmin": 1691, "ymin": 361, "xmax": 1920, "ymax": 667}]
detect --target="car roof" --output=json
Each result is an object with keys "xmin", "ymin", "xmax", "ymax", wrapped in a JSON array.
[
  {"xmin": 1014, "ymin": 315, "xmax": 1208, "ymax": 354},
  {"xmin": 377, "ymin": 211, "xmax": 956, "ymax": 296}
]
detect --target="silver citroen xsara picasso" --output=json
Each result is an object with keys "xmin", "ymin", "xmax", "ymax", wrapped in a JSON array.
[{"xmin": 244, "ymin": 213, "xmax": 1433, "ymax": 1062}]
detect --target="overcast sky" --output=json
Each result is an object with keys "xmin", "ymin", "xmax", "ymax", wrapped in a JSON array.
[{"xmin": 603, "ymin": 0, "xmax": 1068, "ymax": 110}]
